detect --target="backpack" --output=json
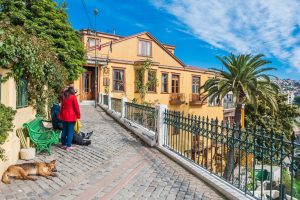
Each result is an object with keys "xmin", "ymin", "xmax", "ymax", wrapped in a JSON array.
[
  {"xmin": 51, "ymin": 103, "xmax": 63, "ymax": 130},
  {"xmin": 72, "ymin": 131, "xmax": 93, "ymax": 146}
]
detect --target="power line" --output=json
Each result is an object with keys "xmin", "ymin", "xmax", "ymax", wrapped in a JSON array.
[{"xmin": 81, "ymin": 0, "xmax": 93, "ymax": 30}]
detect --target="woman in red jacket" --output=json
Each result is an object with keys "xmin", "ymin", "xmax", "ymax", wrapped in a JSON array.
[{"xmin": 58, "ymin": 87, "xmax": 81, "ymax": 150}]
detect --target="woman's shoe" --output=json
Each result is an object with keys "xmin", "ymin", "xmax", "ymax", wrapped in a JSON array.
[{"xmin": 65, "ymin": 146, "xmax": 76, "ymax": 151}]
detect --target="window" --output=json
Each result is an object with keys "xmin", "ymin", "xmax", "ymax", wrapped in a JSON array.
[
  {"xmin": 147, "ymin": 71, "xmax": 156, "ymax": 92},
  {"xmin": 135, "ymin": 69, "xmax": 144, "ymax": 92},
  {"xmin": 138, "ymin": 40, "xmax": 151, "ymax": 57},
  {"xmin": 113, "ymin": 69, "xmax": 125, "ymax": 91},
  {"xmin": 87, "ymin": 37, "xmax": 100, "ymax": 47},
  {"xmin": 16, "ymin": 79, "xmax": 29, "ymax": 108},
  {"xmin": 171, "ymin": 74, "xmax": 180, "ymax": 93},
  {"xmin": 208, "ymin": 96, "xmax": 222, "ymax": 107},
  {"xmin": 192, "ymin": 76, "xmax": 200, "ymax": 94},
  {"xmin": 161, "ymin": 73, "xmax": 168, "ymax": 93}
]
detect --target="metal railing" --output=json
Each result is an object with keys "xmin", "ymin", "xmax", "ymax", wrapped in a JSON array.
[
  {"xmin": 224, "ymin": 101, "xmax": 235, "ymax": 109},
  {"xmin": 125, "ymin": 102, "xmax": 157, "ymax": 132},
  {"xmin": 189, "ymin": 93, "xmax": 207, "ymax": 105},
  {"xmin": 163, "ymin": 110, "xmax": 300, "ymax": 200},
  {"xmin": 169, "ymin": 93, "xmax": 185, "ymax": 105},
  {"xmin": 103, "ymin": 95, "xmax": 109, "ymax": 106},
  {"xmin": 111, "ymin": 97, "xmax": 122, "ymax": 113}
]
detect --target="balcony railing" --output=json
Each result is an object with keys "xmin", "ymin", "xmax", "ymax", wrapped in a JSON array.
[
  {"xmin": 163, "ymin": 110, "xmax": 300, "ymax": 200},
  {"xmin": 224, "ymin": 101, "xmax": 235, "ymax": 109},
  {"xmin": 169, "ymin": 93, "xmax": 185, "ymax": 105},
  {"xmin": 189, "ymin": 93, "xmax": 207, "ymax": 106},
  {"xmin": 125, "ymin": 102, "xmax": 157, "ymax": 132},
  {"xmin": 111, "ymin": 97, "xmax": 122, "ymax": 113},
  {"xmin": 103, "ymin": 95, "xmax": 109, "ymax": 106}
]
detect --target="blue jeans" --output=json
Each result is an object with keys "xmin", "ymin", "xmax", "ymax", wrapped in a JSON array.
[{"xmin": 61, "ymin": 121, "xmax": 75, "ymax": 147}]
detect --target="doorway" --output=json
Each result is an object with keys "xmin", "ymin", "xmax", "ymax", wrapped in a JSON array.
[{"xmin": 81, "ymin": 68, "xmax": 95, "ymax": 100}]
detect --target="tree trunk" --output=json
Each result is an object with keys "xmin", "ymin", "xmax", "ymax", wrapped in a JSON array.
[{"xmin": 223, "ymin": 103, "xmax": 242, "ymax": 180}]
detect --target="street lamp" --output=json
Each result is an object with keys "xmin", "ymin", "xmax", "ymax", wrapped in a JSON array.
[{"xmin": 94, "ymin": 8, "xmax": 99, "ymax": 108}]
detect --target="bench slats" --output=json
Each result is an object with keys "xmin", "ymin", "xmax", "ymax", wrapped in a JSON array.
[{"xmin": 23, "ymin": 114, "xmax": 60, "ymax": 155}]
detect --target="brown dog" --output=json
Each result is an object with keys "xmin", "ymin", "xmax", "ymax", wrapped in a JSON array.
[{"xmin": 2, "ymin": 160, "xmax": 58, "ymax": 184}]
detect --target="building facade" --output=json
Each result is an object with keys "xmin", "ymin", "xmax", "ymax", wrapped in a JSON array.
[
  {"xmin": 74, "ymin": 30, "xmax": 224, "ymax": 120},
  {"xmin": 0, "ymin": 68, "xmax": 36, "ymax": 176}
]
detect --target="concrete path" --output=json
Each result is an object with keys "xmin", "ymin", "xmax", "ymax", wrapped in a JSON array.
[{"xmin": 0, "ymin": 106, "xmax": 226, "ymax": 200}]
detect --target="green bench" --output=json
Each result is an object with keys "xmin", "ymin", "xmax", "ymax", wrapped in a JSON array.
[{"xmin": 23, "ymin": 114, "xmax": 60, "ymax": 155}]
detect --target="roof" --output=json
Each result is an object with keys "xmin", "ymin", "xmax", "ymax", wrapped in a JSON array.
[
  {"xmin": 100, "ymin": 31, "xmax": 186, "ymax": 67},
  {"xmin": 185, "ymin": 65, "xmax": 211, "ymax": 72},
  {"xmin": 162, "ymin": 43, "xmax": 176, "ymax": 48},
  {"xmin": 81, "ymin": 29, "xmax": 125, "ymax": 39}
]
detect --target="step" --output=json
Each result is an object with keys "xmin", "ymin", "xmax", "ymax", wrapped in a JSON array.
[{"xmin": 80, "ymin": 100, "xmax": 96, "ymax": 106}]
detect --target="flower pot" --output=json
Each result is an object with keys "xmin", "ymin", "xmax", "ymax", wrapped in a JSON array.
[{"xmin": 20, "ymin": 148, "xmax": 36, "ymax": 160}]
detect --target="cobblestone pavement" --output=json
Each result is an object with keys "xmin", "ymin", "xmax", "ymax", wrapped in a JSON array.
[{"xmin": 0, "ymin": 106, "xmax": 226, "ymax": 200}]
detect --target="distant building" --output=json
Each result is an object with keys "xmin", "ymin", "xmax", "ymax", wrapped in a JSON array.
[{"xmin": 281, "ymin": 90, "xmax": 295, "ymax": 105}]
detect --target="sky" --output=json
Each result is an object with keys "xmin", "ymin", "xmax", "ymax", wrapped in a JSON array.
[{"xmin": 59, "ymin": 0, "xmax": 300, "ymax": 80}]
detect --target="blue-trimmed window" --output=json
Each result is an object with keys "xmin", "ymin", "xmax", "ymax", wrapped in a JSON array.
[{"xmin": 16, "ymin": 79, "xmax": 28, "ymax": 108}]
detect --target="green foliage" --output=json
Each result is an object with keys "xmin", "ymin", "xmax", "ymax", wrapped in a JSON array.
[
  {"xmin": 0, "ymin": 0, "xmax": 85, "ymax": 81},
  {"xmin": 134, "ymin": 59, "xmax": 158, "ymax": 102},
  {"xmin": 0, "ymin": 104, "xmax": 16, "ymax": 160},
  {"xmin": 0, "ymin": 21, "xmax": 66, "ymax": 115},
  {"xmin": 294, "ymin": 96, "xmax": 300, "ymax": 108},
  {"xmin": 201, "ymin": 53, "xmax": 279, "ymax": 124},
  {"xmin": 245, "ymin": 94, "xmax": 300, "ymax": 140}
]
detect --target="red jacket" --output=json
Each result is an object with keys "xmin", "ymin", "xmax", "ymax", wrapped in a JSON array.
[{"xmin": 58, "ymin": 95, "xmax": 80, "ymax": 122}]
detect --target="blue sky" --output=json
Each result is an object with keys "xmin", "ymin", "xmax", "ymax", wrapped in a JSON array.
[{"xmin": 59, "ymin": 0, "xmax": 300, "ymax": 80}]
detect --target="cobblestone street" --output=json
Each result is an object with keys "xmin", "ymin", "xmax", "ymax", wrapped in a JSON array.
[{"xmin": 0, "ymin": 106, "xmax": 226, "ymax": 200}]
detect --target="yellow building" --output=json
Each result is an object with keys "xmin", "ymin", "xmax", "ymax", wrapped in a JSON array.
[
  {"xmin": 0, "ymin": 69, "xmax": 36, "ymax": 176},
  {"xmin": 74, "ymin": 30, "xmax": 224, "ymax": 120}
]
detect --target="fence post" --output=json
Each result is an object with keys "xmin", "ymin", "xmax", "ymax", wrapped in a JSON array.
[
  {"xmin": 108, "ymin": 94, "xmax": 112, "ymax": 110},
  {"xmin": 121, "ymin": 97, "xmax": 127, "ymax": 118},
  {"xmin": 156, "ymin": 104, "xmax": 168, "ymax": 146},
  {"xmin": 99, "ymin": 92, "xmax": 103, "ymax": 105}
]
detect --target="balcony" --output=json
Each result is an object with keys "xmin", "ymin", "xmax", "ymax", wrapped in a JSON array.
[
  {"xmin": 169, "ymin": 93, "xmax": 185, "ymax": 105},
  {"xmin": 86, "ymin": 54, "xmax": 109, "ymax": 65},
  {"xmin": 223, "ymin": 101, "xmax": 235, "ymax": 110},
  {"xmin": 189, "ymin": 93, "xmax": 207, "ymax": 106}
]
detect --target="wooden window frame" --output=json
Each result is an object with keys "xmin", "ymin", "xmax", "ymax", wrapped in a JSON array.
[
  {"xmin": 112, "ymin": 68, "xmax": 125, "ymax": 93},
  {"xmin": 191, "ymin": 76, "xmax": 201, "ymax": 94},
  {"xmin": 137, "ymin": 39, "xmax": 152, "ymax": 57},
  {"xmin": 161, "ymin": 73, "xmax": 169, "ymax": 94},
  {"xmin": 134, "ymin": 68, "xmax": 144, "ymax": 93},
  {"xmin": 171, "ymin": 74, "xmax": 180, "ymax": 94},
  {"xmin": 16, "ymin": 79, "xmax": 29, "ymax": 109},
  {"xmin": 87, "ymin": 37, "xmax": 100, "ymax": 47},
  {"xmin": 147, "ymin": 70, "xmax": 157, "ymax": 93}
]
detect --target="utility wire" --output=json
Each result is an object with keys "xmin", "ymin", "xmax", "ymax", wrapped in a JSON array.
[{"xmin": 81, "ymin": 0, "xmax": 93, "ymax": 30}]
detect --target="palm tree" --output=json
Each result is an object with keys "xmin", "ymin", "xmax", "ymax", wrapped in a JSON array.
[{"xmin": 201, "ymin": 53, "xmax": 279, "ymax": 179}]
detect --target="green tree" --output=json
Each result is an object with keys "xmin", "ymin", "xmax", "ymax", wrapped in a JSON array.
[
  {"xmin": 201, "ymin": 53, "xmax": 279, "ymax": 179},
  {"xmin": 0, "ymin": 104, "xmax": 16, "ymax": 160},
  {"xmin": 134, "ymin": 59, "xmax": 158, "ymax": 103},
  {"xmin": 245, "ymin": 94, "xmax": 300, "ymax": 139},
  {"xmin": 294, "ymin": 96, "xmax": 300, "ymax": 108},
  {"xmin": 0, "ymin": 0, "xmax": 85, "ymax": 81},
  {"xmin": 0, "ymin": 20, "xmax": 66, "ymax": 115}
]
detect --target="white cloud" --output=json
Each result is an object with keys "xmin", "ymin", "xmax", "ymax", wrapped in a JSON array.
[{"xmin": 150, "ymin": 0, "xmax": 300, "ymax": 72}]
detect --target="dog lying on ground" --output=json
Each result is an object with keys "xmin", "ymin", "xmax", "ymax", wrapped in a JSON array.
[{"xmin": 2, "ymin": 160, "xmax": 58, "ymax": 184}]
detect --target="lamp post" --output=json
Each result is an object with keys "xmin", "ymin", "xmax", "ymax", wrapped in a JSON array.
[{"xmin": 94, "ymin": 8, "xmax": 99, "ymax": 108}]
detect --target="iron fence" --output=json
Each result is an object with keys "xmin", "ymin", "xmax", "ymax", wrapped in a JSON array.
[
  {"xmin": 103, "ymin": 94, "xmax": 109, "ymax": 106},
  {"xmin": 111, "ymin": 97, "xmax": 122, "ymax": 113},
  {"xmin": 163, "ymin": 110, "xmax": 300, "ymax": 200},
  {"xmin": 125, "ymin": 102, "xmax": 157, "ymax": 132}
]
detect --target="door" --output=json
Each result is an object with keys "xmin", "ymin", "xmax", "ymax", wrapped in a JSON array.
[{"xmin": 82, "ymin": 71, "xmax": 93, "ymax": 100}]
